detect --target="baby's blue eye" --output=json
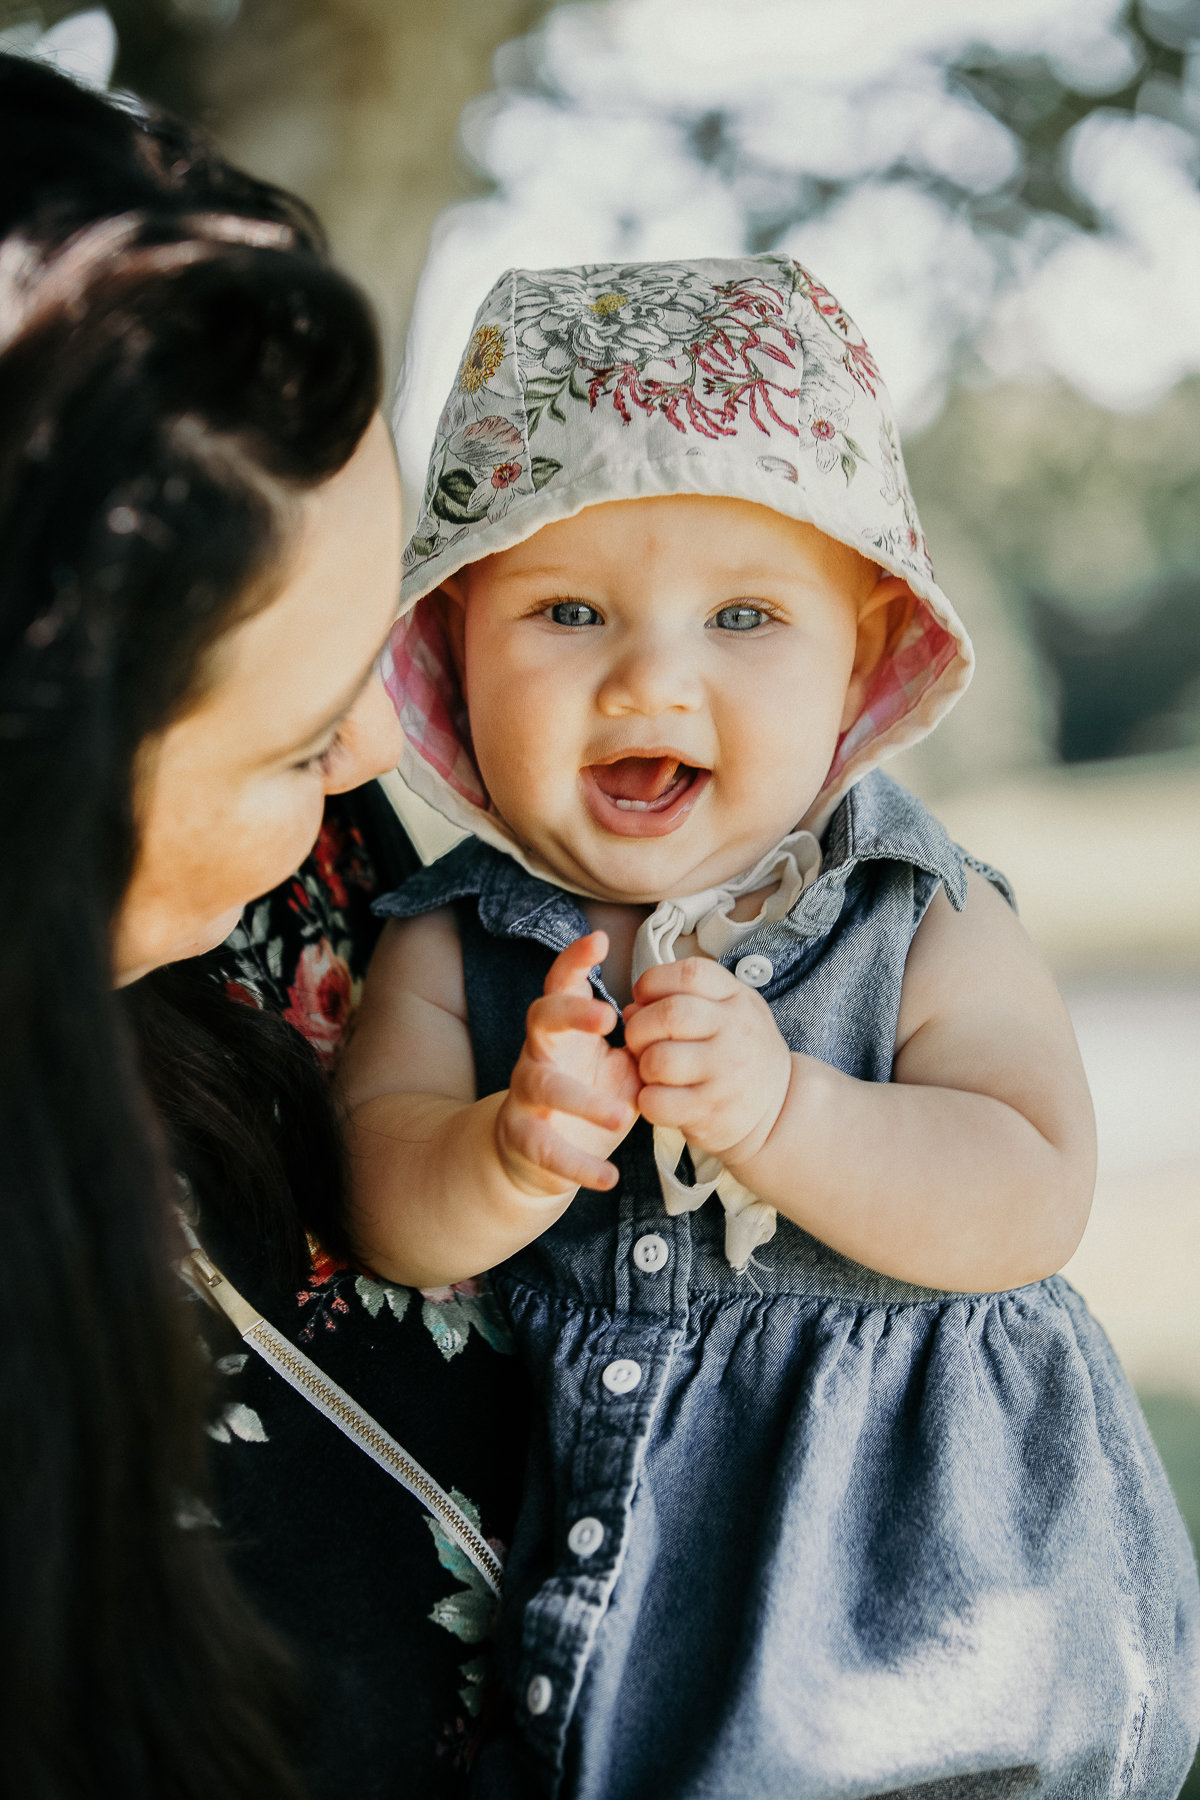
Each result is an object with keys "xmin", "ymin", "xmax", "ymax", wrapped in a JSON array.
[
  {"xmin": 548, "ymin": 601, "xmax": 603, "ymax": 627},
  {"xmin": 710, "ymin": 604, "xmax": 769, "ymax": 631}
]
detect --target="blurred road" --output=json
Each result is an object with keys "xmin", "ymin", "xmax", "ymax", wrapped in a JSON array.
[
  {"xmin": 937, "ymin": 757, "xmax": 1200, "ymax": 1404},
  {"xmin": 1064, "ymin": 981, "xmax": 1200, "ymax": 1400}
]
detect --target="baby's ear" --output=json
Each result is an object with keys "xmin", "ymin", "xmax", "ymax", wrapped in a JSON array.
[
  {"xmin": 839, "ymin": 574, "xmax": 913, "ymax": 732},
  {"xmin": 429, "ymin": 576, "xmax": 469, "ymax": 693}
]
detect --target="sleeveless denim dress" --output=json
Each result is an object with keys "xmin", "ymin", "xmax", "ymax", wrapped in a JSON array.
[{"xmin": 376, "ymin": 772, "xmax": 1200, "ymax": 1800}]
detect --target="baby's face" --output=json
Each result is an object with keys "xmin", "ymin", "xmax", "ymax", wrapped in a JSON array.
[{"xmin": 443, "ymin": 495, "xmax": 885, "ymax": 903}]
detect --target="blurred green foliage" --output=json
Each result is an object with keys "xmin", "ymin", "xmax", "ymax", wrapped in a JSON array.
[
  {"xmin": 907, "ymin": 379, "xmax": 1200, "ymax": 763},
  {"xmin": 1146, "ymin": 1392, "xmax": 1200, "ymax": 1800}
]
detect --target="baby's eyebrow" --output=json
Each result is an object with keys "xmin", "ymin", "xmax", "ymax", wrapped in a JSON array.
[
  {"xmin": 488, "ymin": 563, "xmax": 576, "ymax": 585},
  {"xmin": 495, "ymin": 562, "xmax": 805, "ymax": 586}
]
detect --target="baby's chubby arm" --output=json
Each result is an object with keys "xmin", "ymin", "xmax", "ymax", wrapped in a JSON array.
[
  {"xmin": 625, "ymin": 870, "xmax": 1096, "ymax": 1291},
  {"xmin": 337, "ymin": 910, "xmax": 639, "ymax": 1287}
]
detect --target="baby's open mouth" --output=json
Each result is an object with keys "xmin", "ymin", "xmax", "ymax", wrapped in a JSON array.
[
  {"xmin": 580, "ymin": 754, "xmax": 710, "ymax": 837},
  {"xmin": 590, "ymin": 756, "xmax": 692, "ymax": 809}
]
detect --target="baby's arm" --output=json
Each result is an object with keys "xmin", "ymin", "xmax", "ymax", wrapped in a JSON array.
[
  {"xmin": 338, "ymin": 911, "xmax": 638, "ymax": 1287},
  {"xmin": 625, "ymin": 870, "xmax": 1096, "ymax": 1291}
]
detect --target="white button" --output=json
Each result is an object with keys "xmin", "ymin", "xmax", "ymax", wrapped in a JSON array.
[
  {"xmin": 567, "ymin": 1516, "xmax": 605, "ymax": 1558},
  {"xmin": 734, "ymin": 953, "xmax": 774, "ymax": 988},
  {"xmin": 526, "ymin": 1674, "xmax": 553, "ymax": 1715},
  {"xmin": 632, "ymin": 1233, "xmax": 669, "ymax": 1273},
  {"xmin": 602, "ymin": 1358, "xmax": 642, "ymax": 1394}
]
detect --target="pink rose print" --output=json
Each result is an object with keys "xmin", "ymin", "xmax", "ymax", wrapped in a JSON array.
[
  {"xmin": 309, "ymin": 816, "xmax": 351, "ymax": 908},
  {"xmin": 225, "ymin": 978, "xmax": 263, "ymax": 1009},
  {"xmin": 283, "ymin": 938, "xmax": 354, "ymax": 1066},
  {"xmin": 490, "ymin": 461, "xmax": 521, "ymax": 490}
]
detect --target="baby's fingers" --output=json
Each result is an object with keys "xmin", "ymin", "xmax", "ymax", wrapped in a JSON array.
[
  {"xmin": 623, "ymin": 991, "xmax": 721, "ymax": 1056},
  {"xmin": 544, "ymin": 930, "xmax": 608, "ymax": 997},
  {"xmin": 512, "ymin": 1059, "xmax": 634, "ymax": 1134},
  {"xmin": 630, "ymin": 956, "xmax": 738, "ymax": 1005},
  {"xmin": 634, "ymin": 1037, "xmax": 712, "ymax": 1090},
  {"xmin": 526, "ymin": 989, "xmax": 617, "ymax": 1055},
  {"xmin": 499, "ymin": 1108, "xmax": 620, "ymax": 1192}
]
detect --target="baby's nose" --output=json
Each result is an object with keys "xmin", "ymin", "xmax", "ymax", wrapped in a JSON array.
[{"xmin": 596, "ymin": 638, "xmax": 702, "ymax": 717}]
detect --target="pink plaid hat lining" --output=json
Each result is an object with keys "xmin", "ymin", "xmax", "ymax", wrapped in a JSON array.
[{"xmin": 384, "ymin": 592, "xmax": 960, "ymax": 823}]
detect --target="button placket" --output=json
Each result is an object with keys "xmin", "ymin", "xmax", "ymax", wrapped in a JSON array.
[
  {"xmin": 515, "ymin": 1200, "xmax": 691, "ymax": 1771},
  {"xmin": 517, "ymin": 1326, "xmax": 677, "ymax": 1769}
]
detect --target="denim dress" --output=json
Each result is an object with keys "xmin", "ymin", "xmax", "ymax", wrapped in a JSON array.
[{"xmin": 376, "ymin": 772, "xmax": 1200, "ymax": 1800}]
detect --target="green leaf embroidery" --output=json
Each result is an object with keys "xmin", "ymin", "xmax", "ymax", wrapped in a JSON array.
[
  {"xmin": 530, "ymin": 455, "xmax": 562, "ymax": 491},
  {"xmin": 429, "ymin": 1587, "xmax": 494, "ymax": 1644},
  {"xmin": 207, "ymin": 1401, "xmax": 267, "ymax": 1446},
  {"xmin": 431, "ymin": 467, "xmax": 489, "ymax": 524},
  {"xmin": 522, "ymin": 374, "xmax": 566, "ymax": 401},
  {"xmin": 426, "ymin": 1490, "xmax": 498, "ymax": 1645},
  {"xmin": 840, "ymin": 452, "xmax": 857, "ymax": 484},
  {"xmin": 421, "ymin": 1288, "xmax": 514, "ymax": 1361},
  {"xmin": 522, "ymin": 371, "xmax": 574, "ymax": 431},
  {"xmin": 354, "ymin": 1273, "xmax": 411, "ymax": 1325}
]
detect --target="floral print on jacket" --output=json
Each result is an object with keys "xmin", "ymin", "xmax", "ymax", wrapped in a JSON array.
[{"xmin": 199, "ymin": 786, "xmax": 528, "ymax": 1800}]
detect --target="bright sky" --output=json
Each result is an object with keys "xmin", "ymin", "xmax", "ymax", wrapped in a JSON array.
[
  {"xmin": 0, "ymin": 8, "xmax": 116, "ymax": 87},
  {"xmin": 396, "ymin": 0, "xmax": 1200, "ymax": 487}
]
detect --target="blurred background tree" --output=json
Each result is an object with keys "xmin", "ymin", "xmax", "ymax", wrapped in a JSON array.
[{"xmin": 1, "ymin": 0, "xmax": 556, "ymax": 360}]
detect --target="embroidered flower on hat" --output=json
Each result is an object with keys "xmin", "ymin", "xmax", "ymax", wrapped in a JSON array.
[
  {"xmin": 458, "ymin": 323, "xmax": 507, "ymax": 393},
  {"xmin": 513, "ymin": 263, "xmax": 714, "ymax": 373},
  {"xmin": 448, "ymin": 415, "xmax": 527, "ymax": 521}
]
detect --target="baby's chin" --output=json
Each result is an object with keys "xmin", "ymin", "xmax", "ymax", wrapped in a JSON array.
[{"xmin": 517, "ymin": 821, "xmax": 803, "ymax": 905}]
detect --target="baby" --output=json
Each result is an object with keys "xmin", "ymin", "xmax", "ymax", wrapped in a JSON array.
[{"xmin": 341, "ymin": 259, "xmax": 1199, "ymax": 1800}]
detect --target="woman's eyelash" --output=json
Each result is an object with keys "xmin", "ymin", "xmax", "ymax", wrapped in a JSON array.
[{"xmin": 297, "ymin": 726, "xmax": 347, "ymax": 775}]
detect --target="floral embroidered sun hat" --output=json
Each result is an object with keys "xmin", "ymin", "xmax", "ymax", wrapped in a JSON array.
[{"xmin": 385, "ymin": 254, "xmax": 972, "ymax": 873}]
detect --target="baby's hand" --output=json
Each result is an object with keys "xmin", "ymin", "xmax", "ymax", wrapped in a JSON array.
[
  {"xmin": 496, "ymin": 931, "xmax": 640, "ymax": 1198},
  {"xmin": 624, "ymin": 958, "xmax": 792, "ymax": 1168}
]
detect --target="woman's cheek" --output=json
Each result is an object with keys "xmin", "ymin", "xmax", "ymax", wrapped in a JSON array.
[
  {"xmin": 205, "ymin": 779, "xmax": 312, "ymax": 932},
  {"xmin": 238, "ymin": 774, "xmax": 327, "ymax": 899}
]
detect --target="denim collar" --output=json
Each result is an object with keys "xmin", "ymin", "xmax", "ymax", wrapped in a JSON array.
[{"xmin": 375, "ymin": 771, "xmax": 966, "ymax": 956}]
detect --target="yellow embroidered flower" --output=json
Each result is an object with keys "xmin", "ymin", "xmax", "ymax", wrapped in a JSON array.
[
  {"xmin": 459, "ymin": 324, "xmax": 506, "ymax": 392},
  {"xmin": 589, "ymin": 292, "xmax": 629, "ymax": 317}
]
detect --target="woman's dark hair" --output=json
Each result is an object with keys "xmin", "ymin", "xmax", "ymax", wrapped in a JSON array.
[{"xmin": 0, "ymin": 54, "xmax": 383, "ymax": 1798}]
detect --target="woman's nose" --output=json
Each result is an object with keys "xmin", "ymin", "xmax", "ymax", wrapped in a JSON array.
[
  {"xmin": 596, "ymin": 634, "xmax": 702, "ymax": 719},
  {"xmin": 323, "ymin": 664, "xmax": 406, "ymax": 794}
]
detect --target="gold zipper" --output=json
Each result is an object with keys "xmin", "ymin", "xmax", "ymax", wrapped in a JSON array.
[{"xmin": 178, "ymin": 1233, "xmax": 503, "ymax": 1597}]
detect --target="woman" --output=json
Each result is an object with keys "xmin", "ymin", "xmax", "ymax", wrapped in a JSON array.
[{"xmin": 0, "ymin": 55, "xmax": 526, "ymax": 1799}]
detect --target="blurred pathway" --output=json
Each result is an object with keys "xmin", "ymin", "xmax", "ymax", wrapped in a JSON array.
[
  {"xmin": 1063, "ymin": 981, "xmax": 1200, "ymax": 1401},
  {"xmin": 933, "ymin": 760, "xmax": 1200, "ymax": 1403}
]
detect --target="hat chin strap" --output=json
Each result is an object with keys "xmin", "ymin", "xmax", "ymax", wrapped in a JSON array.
[{"xmin": 629, "ymin": 828, "xmax": 822, "ymax": 1273}]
